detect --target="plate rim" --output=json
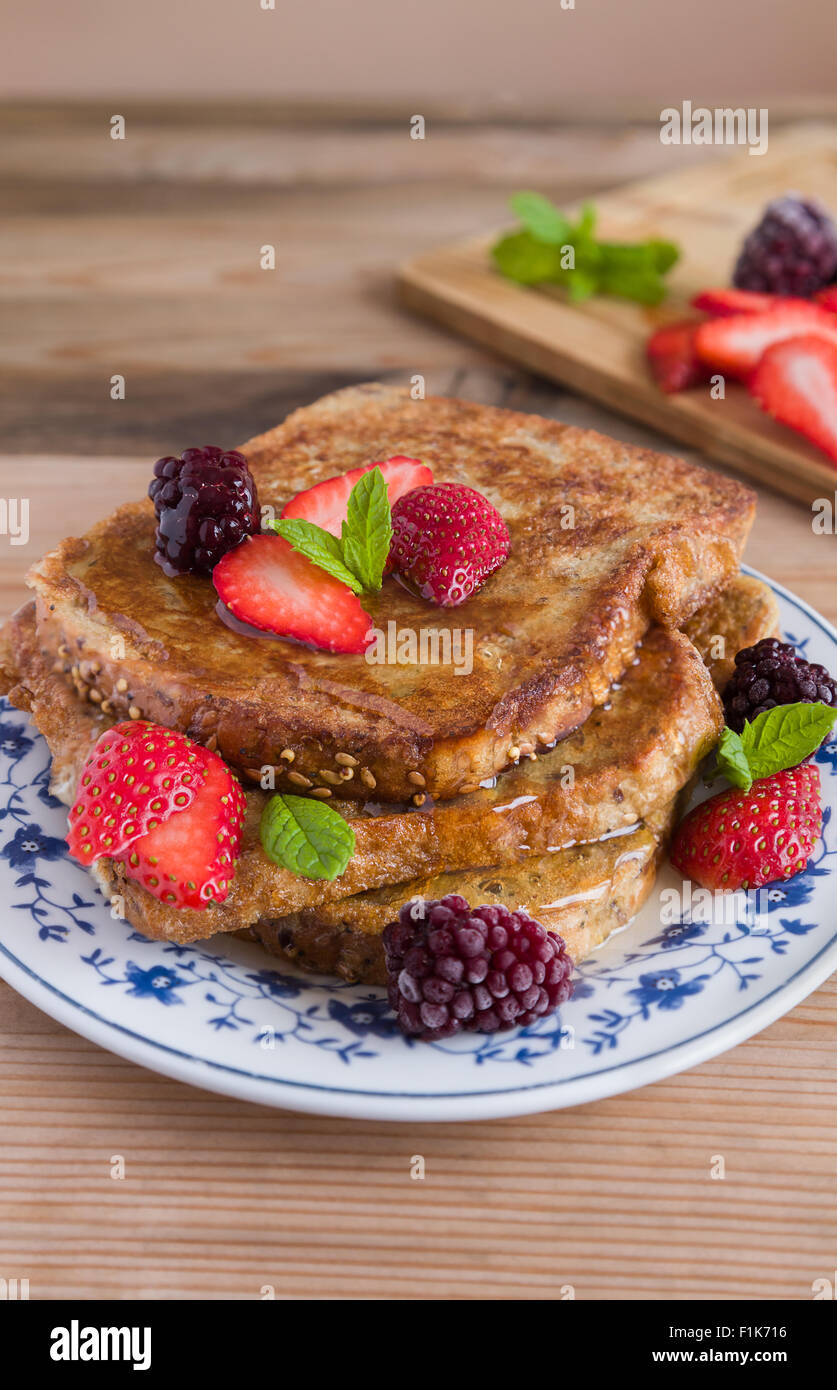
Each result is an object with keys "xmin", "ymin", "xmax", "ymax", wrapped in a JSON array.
[{"xmin": 0, "ymin": 563, "xmax": 835, "ymax": 1121}]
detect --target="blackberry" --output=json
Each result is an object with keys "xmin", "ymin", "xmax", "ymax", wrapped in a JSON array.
[
  {"xmin": 724, "ymin": 637, "xmax": 837, "ymax": 733},
  {"xmin": 733, "ymin": 195, "xmax": 837, "ymax": 298},
  {"xmin": 149, "ymin": 446, "xmax": 260, "ymax": 576},
  {"xmin": 382, "ymin": 894, "xmax": 573, "ymax": 1042}
]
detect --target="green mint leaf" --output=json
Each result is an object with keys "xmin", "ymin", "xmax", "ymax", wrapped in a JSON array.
[
  {"xmin": 597, "ymin": 242, "xmax": 658, "ymax": 274},
  {"xmin": 508, "ymin": 191, "xmax": 571, "ymax": 244},
  {"xmin": 572, "ymin": 202, "xmax": 597, "ymax": 242},
  {"xmin": 270, "ymin": 518, "xmax": 364, "ymax": 594},
  {"xmin": 740, "ymin": 702, "xmax": 837, "ymax": 781},
  {"xmin": 567, "ymin": 269, "xmax": 597, "ymax": 302},
  {"xmin": 259, "ymin": 793, "xmax": 355, "ymax": 881},
  {"xmin": 597, "ymin": 269, "xmax": 667, "ymax": 305},
  {"xmin": 491, "ymin": 231, "xmax": 563, "ymax": 284},
  {"xmin": 647, "ymin": 238, "xmax": 680, "ymax": 273},
  {"xmin": 715, "ymin": 726, "xmax": 753, "ymax": 791},
  {"xmin": 341, "ymin": 466, "xmax": 392, "ymax": 592}
]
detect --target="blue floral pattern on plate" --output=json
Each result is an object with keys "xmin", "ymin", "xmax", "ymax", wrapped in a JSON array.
[{"xmin": 0, "ymin": 567, "xmax": 836, "ymax": 1120}]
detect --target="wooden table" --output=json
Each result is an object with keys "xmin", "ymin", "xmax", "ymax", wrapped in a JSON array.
[{"xmin": 1, "ymin": 105, "xmax": 836, "ymax": 1302}]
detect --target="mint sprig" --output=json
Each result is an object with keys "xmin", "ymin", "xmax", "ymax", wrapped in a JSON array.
[
  {"xmin": 509, "ymin": 191, "xmax": 571, "ymax": 245},
  {"xmin": 341, "ymin": 467, "xmax": 392, "ymax": 593},
  {"xmin": 275, "ymin": 518, "xmax": 364, "ymax": 593},
  {"xmin": 492, "ymin": 191, "xmax": 680, "ymax": 306},
  {"xmin": 270, "ymin": 465, "xmax": 392, "ymax": 594},
  {"xmin": 714, "ymin": 702, "xmax": 837, "ymax": 792},
  {"xmin": 260, "ymin": 793, "xmax": 355, "ymax": 880}
]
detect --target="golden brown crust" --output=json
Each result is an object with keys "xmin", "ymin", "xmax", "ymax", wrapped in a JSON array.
[
  {"xmin": 24, "ymin": 384, "xmax": 755, "ymax": 801},
  {"xmin": 1, "ymin": 573, "xmax": 778, "ymax": 958},
  {"xmin": 244, "ymin": 815, "xmax": 672, "ymax": 985},
  {"xmin": 683, "ymin": 573, "xmax": 781, "ymax": 689}
]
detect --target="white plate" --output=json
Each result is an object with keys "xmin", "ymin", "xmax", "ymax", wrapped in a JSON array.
[{"xmin": 0, "ymin": 566, "xmax": 835, "ymax": 1121}]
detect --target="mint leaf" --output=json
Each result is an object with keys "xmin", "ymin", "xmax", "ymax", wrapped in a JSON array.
[
  {"xmin": 741, "ymin": 702, "xmax": 837, "ymax": 781},
  {"xmin": 270, "ymin": 466, "xmax": 393, "ymax": 595},
  {"xmin": 493, "ymin": 194, "xmax": 680, "ymax": 305},
  {"xmin": 259, "ymin": 793, "xmax": 355, "ymax": 881},
  {"xmin": 509, "ymin": 191, "xmax": 570, "ymax": 244},
  {"xmin": 597, "ymin": 242, "xmax": 658, "ymax": 274},
  {"xmin": 271, "ymin": 518, "xmax": 364, "ymax": 593},
  {"xmin": 491, "ymin": 231, "xmax": 563, "ymax": 284},
  {"xmin": 341, "ymin": 466, "xmax": 392, "ymax": 592},
  {"xmin": 567, "ymin": 270, "xmax": 597, "ymax": 302},
  {"xmin": 647, "ymin": 238, "xmax": 680, "ymax": 273},
  {"xmin": 572, "ymin": 202, "xmax": 597, "ymax": 241},
  {"xmin": 597, "ymin": 269, "xmax": 667, "ymax": 305},
  {"xmin": 715, "ymin": 726, "xmax": 754, "ymax": 791}
]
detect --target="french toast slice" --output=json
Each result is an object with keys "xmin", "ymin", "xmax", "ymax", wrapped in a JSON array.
[
  {"xmin": 2, "ymin": 574, "xmax": 777, "ymax": 956},
  {"xmin": 247, "ymin": 812, "xmax": 675, "ymax": 987},
  {"xmin": 23, "ymin": 384, "xmax": 755, "ymax": 802}
]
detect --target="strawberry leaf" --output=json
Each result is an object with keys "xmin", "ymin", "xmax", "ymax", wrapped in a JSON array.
[
  {"xmin": 270, "ymin": 518, "xmax": 364, "ymax": 593},
  {"xmin": 259, "ymin": 794, "xmax": 355, "ymax": 881}
]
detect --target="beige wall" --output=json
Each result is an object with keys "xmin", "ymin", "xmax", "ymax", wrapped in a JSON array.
[{"xmin": 0, "ymin": 0, "xmax": 833, "ymax": 115}]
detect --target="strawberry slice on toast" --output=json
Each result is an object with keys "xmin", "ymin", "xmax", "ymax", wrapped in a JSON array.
[
  {"xmin": 695, "ymin": 302, "xmax": 837, "ymax": 378},
  {"xmin": 749, "ymin": 334, "xmax": 837, "ymax": 466},
  {"xmin": 281, "ymin": 456, "xmax": 433, "ymax": 536},
  {"xmin": 213, "ymin": 533, "xmax": 373, "ymax": 652}
]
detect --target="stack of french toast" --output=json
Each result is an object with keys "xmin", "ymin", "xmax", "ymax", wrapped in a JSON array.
[{"xmin": 0, "ymin": 384, "xmax": 777, "ymax": 985}]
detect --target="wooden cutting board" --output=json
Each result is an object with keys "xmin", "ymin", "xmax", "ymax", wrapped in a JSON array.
[{"xmin": 399, "ymin": 122, "xmax": 837, "ymax": 506}]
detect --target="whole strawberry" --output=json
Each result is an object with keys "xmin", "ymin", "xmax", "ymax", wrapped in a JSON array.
[
  {"xmin": 388, "ymin": 483, "xmax": 510, "ymax": 607},
  {"xmin": 670, "ymin": 764, "xmax": 822, "ymax": 891}
]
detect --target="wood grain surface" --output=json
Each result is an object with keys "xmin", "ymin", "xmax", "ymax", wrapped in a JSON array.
[{"xmin": 1, "ymin": 105, "xmax": 836, "ymax": 1302}]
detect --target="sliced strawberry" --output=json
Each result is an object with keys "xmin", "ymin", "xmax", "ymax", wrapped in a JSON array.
[
  {"xmin": 213, "ymin": 532, "xmax": 372, "ymax": 653},
  {"xmin": 281, "ymin": 456, "xmax": 433, "ymax": 537},
  {"xmin": 122, "ymin": 751, "xmax": 247, "ymax": 909},
  {"xmin": 646, "ymin": 321, "xmax": 710, "ymax": 393},
  {"xmin": 694, "ymin": 302, "xmax": 837, "ymax": 377},
  {"xmin": 691, "ymin": 287, "xmax": 792, "ymax": 317},
  {"xmin": 749, "ymin": 334, "xmax": 837, "ymax": 466},
  {"xmin": 67, "ymin": 722, "xmax": 208, "ymax": 865},
  {"xmin": 815, "ymin": 286, "xmax": 837, "ymax": 314}
]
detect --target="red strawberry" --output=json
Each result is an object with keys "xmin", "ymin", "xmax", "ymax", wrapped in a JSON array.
[
  {"xmin": 815, "ymin": 286, "xmax": 837, "ymax": 314},
  {"xmin": 388, "ymin": 483, "xmax": 510, "ymax": 607},
  {"xmin": 670, "ymin": 764, "xmax": 822, "ymax": 891},
  {"xmin": 646, "ymin": 321, "xmax": 709, "ymax": 393},
  {"xmin": 67, "ymin": 722, "xmax": 208, "ymax": 864},
  {"xmin": 749, "ymin": 334, "xmax": 837, "ymax": 465},
  {"xmin": 281, "ymin": 456, "xmax": 433, "ymax": 537},
  {"xmin": 213, "ymin": 532, "xmax": 372, "ymax": 652},
  {"xmin": 694, "ymin": 302, "xmax": 837, "ymax": 377},
  {"xmin": 691, "ymin": 287, "xmax": 791, "ymax": 317},
  {"xmin": 123, "ymin": 749, "xmax": 247, "ymax": 909}
]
